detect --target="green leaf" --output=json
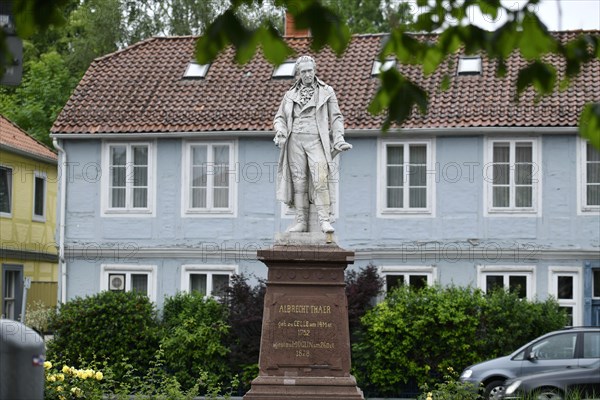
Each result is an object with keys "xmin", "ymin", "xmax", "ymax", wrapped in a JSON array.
[
  {"xmin": 423, "ymin": 46, "xmax": 444, "ymax": 75},
  {"xmin": 440, "ymin": 75, "xmax": 451, "ymax": 91},
  {"xmin": 579, "ymin": 103, "xmax": 600, "ymax": 150},
  {"xmin": 257, "ymin": 24, "xmax": 294, "ymax": 65},
  {"xmin": 194, "ymin": 10, "xmax": 255, "ymax": 65},
  {"xmin": 518, "ymin": 13, "xmax": 556, "ymax": 60},
  {"xmin": 515, "ymin": 60, "xmax": 556, "ymax": 99},
  {"xmin": 438, "ymin": 27, "xmax": 462, "ymax": 55},
  {"xmin": 293, "ymin": 3, "xmax": 351, "ymax": 55},
  {"xmin": 368, "ymin": 69, "xmax": 428, "ymax": 131},
  {"xmin": 490, "ymin": 20, "xmax": 519, "ymax": 59},
  {"xmin": 13, "ymin": 0, "xmax": 68, "ymax": 38},
  {"xmin": 385, "ymin": 31, "xmax": 423, "ymax": 65},
  {"xmin": 478, "ymin": 0, "xmax": 499, "ymax": 20}
]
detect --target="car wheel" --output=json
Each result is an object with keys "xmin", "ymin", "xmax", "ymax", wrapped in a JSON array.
[
  {"xmin": 536, "ymin": 388, "xmax": 564, "ymax": 400},
  {"xmin": 483, "ymin": 380, "xmax": 505, "ymax": 400}
]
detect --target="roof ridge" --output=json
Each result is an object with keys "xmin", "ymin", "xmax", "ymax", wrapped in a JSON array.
[
  {"xmin": 93, "ymin": 35, "xmax": 200, "ymax": 63},
  {"xmin": 90, "ymin": 29, "xmax": 598, "ymax": 65}
]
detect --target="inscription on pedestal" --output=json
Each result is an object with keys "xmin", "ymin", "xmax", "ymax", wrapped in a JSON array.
[{"xmin": 266, "ymin": 294, "xmax": 344, "ymax": 371}]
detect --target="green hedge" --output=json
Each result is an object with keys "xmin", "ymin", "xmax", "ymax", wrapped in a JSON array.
[
  {"xmin": 352, "ymin": 285, "xmax": 568, "ymax": 396},
  {"xmin": 161, "ymin": 292, "xmax": 231, "ymax": 391},
  {"xmin": 46, "ymin": 291, "xmax": 161, "ymax": 383}
]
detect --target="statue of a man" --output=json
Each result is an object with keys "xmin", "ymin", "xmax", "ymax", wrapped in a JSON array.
[{"xmin": 273, "ymin": 55, "xmax": 352, "ymax": 233}]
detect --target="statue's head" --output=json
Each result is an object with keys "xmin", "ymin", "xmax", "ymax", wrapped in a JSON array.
[{"xmin": 295, "ymin": 55, "xmax": 316, "ymax": 86}]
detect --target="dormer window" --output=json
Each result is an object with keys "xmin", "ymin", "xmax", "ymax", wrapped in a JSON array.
[
  {"xmin": 183, "ymin": 62, "xmax": 210, "ymax": 78},
  {"xmin": 457, "ymin": 56, "xmax": 482, "ymax": 75},
  {"xmin": 272, "ymin": 61, "xmax": 296, "ymax": 78},
  {"xmin": 372, "ymin": 59, "xmax": 396, "ymax": 76}
]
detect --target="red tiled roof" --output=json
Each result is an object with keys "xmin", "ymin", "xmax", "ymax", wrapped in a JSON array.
[
  {"xmin": 1, "ymin": 114, "xmax": 58, "ymax": 162},
  {"xmin": 51, "ymin": 31, "xmax": 600, "ymax": 135}
]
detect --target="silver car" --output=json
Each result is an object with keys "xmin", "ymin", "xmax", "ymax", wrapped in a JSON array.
[{"xmin": 459, "ymin": 327, "xmax": 600, "ymax": 399}]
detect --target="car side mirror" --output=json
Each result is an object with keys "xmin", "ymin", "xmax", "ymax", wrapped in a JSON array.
[{"xmin": 527, "ymin": 352, "xmax": 537, "ymax": 361}]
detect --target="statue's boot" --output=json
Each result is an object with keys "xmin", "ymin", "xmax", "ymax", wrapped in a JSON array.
[
  {"xmin": 287, "ymin": 193, "xmax": 309, "ymax": 232},
  {"xmin": 316, "ymin": 204, "xmax": 334, "ymax": 233}
]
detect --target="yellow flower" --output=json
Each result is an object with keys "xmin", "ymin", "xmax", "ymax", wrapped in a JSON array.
[
  {"xmin": 62, "ymin": 365, "xmax": 70, "ymax": 374},
  {"xmin": 85, "ymin": 369, "xmax": 94, "ymax": 379},
  {"xmin": 44, "ymin": 361, "xmax": 52, "ymax": 370},
  {"xmin": 46, "ymin": 375, "xmax": 56, "ymax": 382},
  {"xmin": 71, "ymin": 387, "xmax": 84, "ymax": 398},
  {"xmin": 427, "ymin": 392, "xmax": 433, "ymax": 400},
  {"xmin": 57, "ymin": 373, "xmax": 65, "ymax": 381},
  {"xmin": 95, "ymin": 371, "xmax": 103, "ymax": 381},
  {"xmin": 57, "ymin": 386, "xmax": 63, "ymax": 392}
]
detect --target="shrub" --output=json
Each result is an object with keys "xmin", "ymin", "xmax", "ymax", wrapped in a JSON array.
[
  {"xmin": 161, "ymin": 292, "xmax": 231, "ymax": 391},
  {"xmin": 352, "ymin": 285, "xmax": 568, "ymax": 396},
  {"xmin": 220, "ymin": 274, "xmax": 265, "ymax": 390},
  {"xmin": 46, "ymin": 291, "xmax": 161, "ymax": 384},
  {"xmin": 416, "ymin": 367, "xmax": 480, "ymax": 400},
  {"xmin": 345, "ymin": 263, "xmax": 384, "ymax": 339},
  {"xmin": 352, "ymin": 285, "xmax": 483, "ymax": 395},
  {"xmin": 44, "ymin": 361, "xmax": 106, "ymax": 400},
  {"xmin": 477, "ymin": 288, "xmax": 569, "ymax": 359}
]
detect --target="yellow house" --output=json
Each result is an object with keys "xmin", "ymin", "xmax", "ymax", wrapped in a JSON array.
[{"xmin": 0, "ymin": 114, "xmax": 58, "ymax": 320}]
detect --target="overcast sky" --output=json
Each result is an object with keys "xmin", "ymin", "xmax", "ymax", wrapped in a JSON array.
[
  {"xmin": 466, "ymin": 0, "xmax": 600, "ymax": 30},
  {"xmin": 402, "ymin": 0, "xmax": 599, "ymax": 31}
]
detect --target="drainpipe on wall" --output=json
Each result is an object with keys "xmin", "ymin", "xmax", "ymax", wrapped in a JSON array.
[{"xmin": 52, "ymin": 138, "xmax": 67, "ymax": 304}]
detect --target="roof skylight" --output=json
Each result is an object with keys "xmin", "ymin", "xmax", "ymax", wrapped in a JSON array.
[
  {"xmin": 272, "ymin": 61, "xmax": 296, "ymax": 78},
  {"xmin": 371, "ymin": 59, "xmax": 396, "ymax": 76},
  {"xmin": 457, "ymin": 56, "xmax": 482, "ymax": 75},
  {"xmin": 183, "ymin": 62, "xmax": 210, "ymax": 78}
]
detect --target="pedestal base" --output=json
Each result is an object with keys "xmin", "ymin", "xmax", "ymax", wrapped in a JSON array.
[{"xmin": 244, "ymin": 375, "xmax": 364, "ymax": 400}]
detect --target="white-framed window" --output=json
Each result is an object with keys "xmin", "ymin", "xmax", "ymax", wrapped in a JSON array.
[
  {"xmin": 484, "ymin": 138, "xmax": 540, "ymax": 215},
  {"xmin": 477, "ymin": 265, "xmax": 535, "ymax": 300},
  {"xmin": 578, "ymin": 138, "xmax": 600, "ymax": 213},
  {"xmin": 32, "ymin": 171, "xmax": 47, "ymax": 221},
  {"xmin": 100, "ymin": 264, "xmax": 157, "ymax": 302},
  {"xmin": 548, "ymin": 266, "xmax": 582, "ymax": 326},
  {"xmin": 0, "ymin": 166, "xmax": 12, "ymax": 217},
  {"xmin": 182, "ymin": 140, "xmax": 236, "ymax": 216},
  {"xmin": 379, "ymin": 266, "xmax": 437, "ymax": 295},
  {"xmin": 378, "ymin": 139, "xmax": 435, "ymax": 216},
  {"xmin": 102, "ymin": 142, "xmax": 154, "ymax": 215},
  {"xmin": 180, "ymin": 265, "xmax": 237, "ymax": 298}
]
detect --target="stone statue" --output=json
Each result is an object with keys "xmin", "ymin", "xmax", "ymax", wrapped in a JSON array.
[{"xmin": 274, "ymin": 55, "xmax": 352, "ymax": 234}]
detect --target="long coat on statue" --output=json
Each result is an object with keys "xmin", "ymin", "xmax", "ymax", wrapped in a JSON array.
[{"xmin": 273, "ymin": 77, "xmax": 345, "ymax": 210}]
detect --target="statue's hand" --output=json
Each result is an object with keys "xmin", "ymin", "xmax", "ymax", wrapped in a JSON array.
[
  {"xmin": 274, "ymin": 132, "xmax": 287, "ymax": 148},
  {"xmin": 334, "ymin": 141, "xmax": 353, "ymax": 152}
]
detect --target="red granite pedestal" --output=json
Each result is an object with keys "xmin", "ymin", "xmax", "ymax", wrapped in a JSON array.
[{"xmin": 243, "ymin": 236, "xmax": 364, "ymax": 400}]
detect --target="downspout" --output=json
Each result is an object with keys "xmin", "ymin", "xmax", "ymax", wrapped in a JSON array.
[{"xmin": 52, "ymin": 138, "xmax": 67, "ymax": 304}]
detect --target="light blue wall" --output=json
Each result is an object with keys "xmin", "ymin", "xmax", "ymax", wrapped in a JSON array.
[{"xmin": 60, "ymin": 134, "xmax": 600, "ymax": 311}]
